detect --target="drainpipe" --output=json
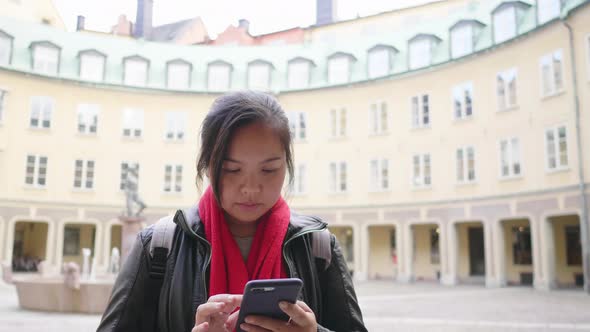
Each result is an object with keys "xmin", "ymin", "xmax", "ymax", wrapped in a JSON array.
[{"xmin": 563, "ymin": 19, "xmax": 590, "ymax": 294}]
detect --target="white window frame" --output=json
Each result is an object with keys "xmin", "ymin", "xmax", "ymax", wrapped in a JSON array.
[
  {"xmin": 329, "ymin": 107, "xmax": 347, "ymax": 138},
  {"xmin": 369, "ymin": 101, "xmax": 389, "ymax": 135},
  {"xmin": 540, "ymin": 49, "xmax": 564, "ymax": 97},
  {"xmin": 208, "ymin": 63, "xmax": 231, "ymax": 91},
  {"xmin": 120, "ymin": 162, "xmax": 139, "ymax": 191},
  {"xmin": 73, "ymin": 159, "xmax": 95, "ymax": 190},
  {"xmin": 291, "ymin": 163, "xmax": 307, "ymax": 195},
  {"xmin": 452, "ymin": 82, "xmax": 474, "ymax": 120},
  {"xmin": 545, "ymin": 125, "xmax": 569, "ymax": 171},
  {"xmin": 122, "ymin": 108, "xmax": 144, "ymax": 138},
  {"xmin": 367, "ymin": 47, "xmax": 391, "ymax": 78},
  {"xmin": 411, "ymin": 94, "xmax": 430, "ymax": 129},
  {"xmin": 369, "ymin": 158, "xmax": 390, "ymax": 192},
  {"xmin": 409, "ymin": 38, "xmax": 431, "ymax": 69},
  {"xmin": 493, "ymin": 5, "xmax": 517, "ymax": 44},
  {"xmin": 537, "ymin": 0, "xmax": 562, "ymax": 25},
  {"xmin": 0, "ymin": 33, "xmax": 12, "ymax": 66},
  {"xmin": 124, "ymin": 57, "xmax": 148, "ymax": 86},
  {"xmin": 498, "ymin": 137, "xmax": 522, "ymax": 179},
  {"xmin": 33, "ymin": 45, "xmax": 59, "ymax": 75},
  {"xmin": 29, "ymin": 96, "xmax": 53, "ymax": 129},
  {"xmin": 163, "ymin": 164, "xmax": 183, "ymax": 193},
  {"xmin": 0, "ymin": 89, "xmax": 6, "ymax": 123},
  {"xmin": 329, "ymin": 161, "xmax": 348, "ymax": 193},
  {"xmin": 77, "ymin": 103, "xmax": 99, "ymax": 135},
  {"xmin": 167, "ymin": 62, "xmax": 191, "ymax": 90},
  {"xmin": 165, "ymin": 111, "xmax": 187, "ymax": 141},
  {"xmin": 248, "ymin": 62, "xmax": 272, "ymax": 90},
  {"xmin": 412, "ymin": 154, "xmax": 432, "ymax": 189},
  {"xmin": 24, "ymin": 155, "xmax": 48, "ymax": 187},
  {"xmin": 496, "ymin": 68, "xmax": 518, "ymax": 111},
  {"xmin": 328, "ymin": 55, "xmax": 351, "ymax": 85},
  {"xmin": 287, "ymin": 111, "xmax": 307, "ymax": 141},
  {"xmin": 287, "ymin": 60, "xmax": 311, "ymax": 89},
  {"xmin": 451, "ymin": 24, "xmax": 474, "ymax": 58},
  {"xmin": 456, "ymin": 146, "xmax": 476, "ymax": 184},
  {"xmin": 79, "ymin": 52, "xmax": 105, "ymax": 82}
]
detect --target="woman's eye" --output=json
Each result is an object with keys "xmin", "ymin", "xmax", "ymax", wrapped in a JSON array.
[
  {"xmin": 223, "ymin": 169, "xmax": 240, "ymax": 173},
  {"xmin": 262, "ymin": 169, "xmax": 278, "ymax": 173}
]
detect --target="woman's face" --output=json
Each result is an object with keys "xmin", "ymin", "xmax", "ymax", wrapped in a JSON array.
[{"xmin": 218, "ymin": 121, "xmax": 287, "ymax": 225}]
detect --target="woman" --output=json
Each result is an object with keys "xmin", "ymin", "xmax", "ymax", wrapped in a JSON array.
[{"xmin": 96, "ymin": 91, "xmax": 367, "ymax": 332}]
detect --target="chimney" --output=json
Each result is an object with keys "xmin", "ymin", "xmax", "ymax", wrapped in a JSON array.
[
  {"xmin": 134, "ymin": 0, "xmax": 154, "ymax": 39},
  {"xmin": 76, "ymin": 15, "xmax": 85, "ymax": 31},
  {"xmin": 238, "ymin": 19, "xmax": 250, "ymax": 33},
  {"xmin": 316, "ymin": 0, "xmax": 337, "ymax": 26}
]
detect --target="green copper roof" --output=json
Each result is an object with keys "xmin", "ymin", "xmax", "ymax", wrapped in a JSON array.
[{"xmin": 0, "ymin": 0, "xmax": 587, "ymax": 93}]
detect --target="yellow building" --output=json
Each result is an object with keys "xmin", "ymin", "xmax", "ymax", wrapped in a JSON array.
[{"xmin": 0, "ymin": 0, "xmax": 588, "ymax": 292}]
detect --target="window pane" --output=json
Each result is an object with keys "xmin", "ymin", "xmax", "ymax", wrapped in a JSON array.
[
  {"xmin": 368, "ymin": 48, "xmax": 390, "ymax": 78},
  {"xmin": 538, "ymin": 0, "xmax": 561, "ymax": 24},
  {"xmin": 457, "ymin": 149, "xmax": 464, "ymax": 181},
  {"xmin": 546, "ymin": 130, "xmax": 557, "ymax": 169},
  {"xmin": 494, "ymin": 6, "xmax": 516, "ymax": 43},
  {"xmin": 248, "ymin": 63, "xmax": 271, "ymax": 90},
  {"xmin": 380, "ymin": 102, "xmax": 388, "ymax": 132},
  {"xmin": 451, "ymin": 24, "xmax": 472, "ymax": 58},
  {"xmin": 167, "ymin": 62, "xmax": 190, "ymax": 90},
  {"xmin": 409, "ymin": 38, "xmax": 430, "ymax": 69},
  {"xmin": 558, "ymin": 126, "xmax": 568, "ymax": 166},
  {"xmin": 328, "ymin": 56, "xmax": 349, "ymax": 84},
  {"xmin": 288, "ymin": 61, "xmax": 310, "ymax": 89},
  {"xmin": 0, "ymin": 36, "xmax": 11, "ymax": 65},
  {"xmin": 124, "ymin": 58, "xmax": 148, "ymax": 86},
  {"xmin": 208, "ymin": 64, "xmax": 230, "ymax": 91},
  {"xmin": 80, "ymin": 53, "xmax": 104, "ymax": 81}
]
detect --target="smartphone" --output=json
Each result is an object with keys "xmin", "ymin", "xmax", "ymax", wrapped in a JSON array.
[{"xmin": 235, "ymin": 278, "xmax": 303, "ymax": 332}]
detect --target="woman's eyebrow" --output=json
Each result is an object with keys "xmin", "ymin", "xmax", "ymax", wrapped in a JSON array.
[{"xmin": 223, "ymin": 157, "xmax": 282, "ymax": 164}]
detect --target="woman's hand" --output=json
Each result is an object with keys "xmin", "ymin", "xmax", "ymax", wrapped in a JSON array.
[
  {"xmin": 192, "ymin": 294, "xmax": 243, "ymax": 332},
  {"xmin": 239, "ymin": 300, "xmax": 317, "ymax": 332}
]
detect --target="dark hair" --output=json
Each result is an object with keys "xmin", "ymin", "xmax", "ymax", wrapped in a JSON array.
[{"xmin": 196, "ymin": 91, "xmax": 294, "ymax": 203}]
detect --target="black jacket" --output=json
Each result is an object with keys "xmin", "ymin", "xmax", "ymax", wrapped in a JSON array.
[{"xmin": 96, "ymin": 206, "xmax": 367, "ymax": 332}]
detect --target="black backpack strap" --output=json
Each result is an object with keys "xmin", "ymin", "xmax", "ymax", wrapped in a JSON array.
[{"xmin": 312, "ymin": 228, "xmax": 332, "ymax": 271}]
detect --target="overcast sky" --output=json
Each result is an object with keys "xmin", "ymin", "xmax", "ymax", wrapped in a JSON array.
[{"xmin": 52, "ymin": 0, "xmax": 438, "ymax": 37}]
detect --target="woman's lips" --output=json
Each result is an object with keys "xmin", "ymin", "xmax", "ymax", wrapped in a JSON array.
[{"xmin": 236, "ymin": 203, "xmax": 262, "ymax": 211}]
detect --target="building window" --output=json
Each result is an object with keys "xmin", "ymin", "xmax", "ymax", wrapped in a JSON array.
[
  {"xmin": 457, "ymin": 146, "xmax": 476, "ymax": 183},
  {"xmin": 452, "ymin": 82, "xmax": 473, "ymax": 120},
  {"xmin": 248, "ymin": 62, "xmax": 271, "ymax": 90},
  {"xmin": 291, "ymin": 163, "xmax": 306, "ymax": 195},
  {"xmin": 124, "ymin": 57, "xmax": 148, "ymax": 86},
  {"xmin": 167, "ymin": 62, "xmax": 191, "ymax": 90},
  {"xmin": 330, "ymin": 108, "xmax": 347, "ymax": 138},
  {"xmin": 369, "ymin": 101, "xmax": 388, "ymax": 135},
  {"xmin": 430, "ymin": 228, "xmax": 440, "ymax": 264},
  {"xmin": 409, "ymin": 38, "xmax": 431, "ymax": 69},
  {"xmin": 329, "ymin": 161, "xmax": 347, "ymax": 193},
  {"xmin": 451, "ymin": 24, "xmax": 473, "ymax": 58},
  {"xmin": 537, "ymin": 0, "xmax": 562, "ymax": 24},
  {"xmin": 73, "ymin": 159, "xmax": 95, "ymax": 189},
  {"xmin": 165, "ymin": 112, "xmax": 186, "ymax": 141},
  {"xmin": 328, "ymin": 55, "xmax": 351, "ymax": 84},
  {"xmin": 287, "ymin": 60, "xmax": 311, "ymax": 89},
  {"xmin": 63, "ymin": 227, "xmax": 80, "ymax": 256},
  {"xmin": 497, "ymin": 68, "xmax": 518, "ymax": 111},
  {"xmin": 493, "ymin": 6, "xmax": 517, "ymax": 43},
  {"xmin": 540, "ymin": 50, "xmax": 564, "ymax": 96},
  {"xmin": 565, "ymin": 226, "xmax": 582, "ymax": 266},
  {"xmin": 79, "ymin": 53, "xmax": 105, "ymax": 81},
  {"xmin": 120, "ymin": 162, "xmax": 139, "ymax": 191},
  {"xmin": 500, "ymin": 137, "xmax": 521, "ymax": 178},
  {"xmin": 287, "ymin": 111, "xmax": 307, "ymax": 141},
  {"xmin": 0, "ymin": 89, "xmax": 5, "ymax": 123},
  {"xmin": 163, "ymin": 164, "xmax": 183, "ymax": 193},
  {"xmin": 367, "ymin": 47, "xmax": 392, "ymax": 78},
  {"xmin": 545, "ymin": 125, "xmax": 568, "ymax": 170},
  {"xmin": 0, "ymin": 33, "xmax": 12, "ymax": 65},
  {"xmin": 33, "ymin": 45, "xmax": 59, "ymax": 75},
  {"xmin": 30, "ymin": 96, "xmax": 53, "ymax": 129},
  {"xmin": 77, "ymin": 104, "xmax": 99, "ymax": 134},
  {"xmin": 512, "ymin": 226, "xmax": 532, "ymax": 265},
  {"xmin": 413, "ymin": 154, "xmax": 432, "ymax": 188},
  {"xmin": 369, "ymin": 159, "xmax": 389, "ymax": 191},
  {"xmin": 411, "ymin": 94, "xmax": 430, "ymax": 128},
  {"xmin": 25, "ymin": 155, "xmax": 48, "ymax": 187},
  {"xmin": 122, "ymin": 108, "xmax": 144, "ymax": 138},
  {"xmin": 208, "ymin": 63, "xmax": 231, "ymax": 91}
]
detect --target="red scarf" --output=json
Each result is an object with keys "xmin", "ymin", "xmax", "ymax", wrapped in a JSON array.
[{"xmin": 199, "ymin": 187, "xmax": 290, "ymax": 296}]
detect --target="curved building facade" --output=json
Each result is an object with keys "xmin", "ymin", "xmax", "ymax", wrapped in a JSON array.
[{"xmin": 0, "ymin": 0, "xmax": 589, "ymax": 291}]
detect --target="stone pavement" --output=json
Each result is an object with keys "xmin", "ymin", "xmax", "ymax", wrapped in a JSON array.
[{"xmin": 1, "ymin": 280, "xmax": 589, "ymax": 331}]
